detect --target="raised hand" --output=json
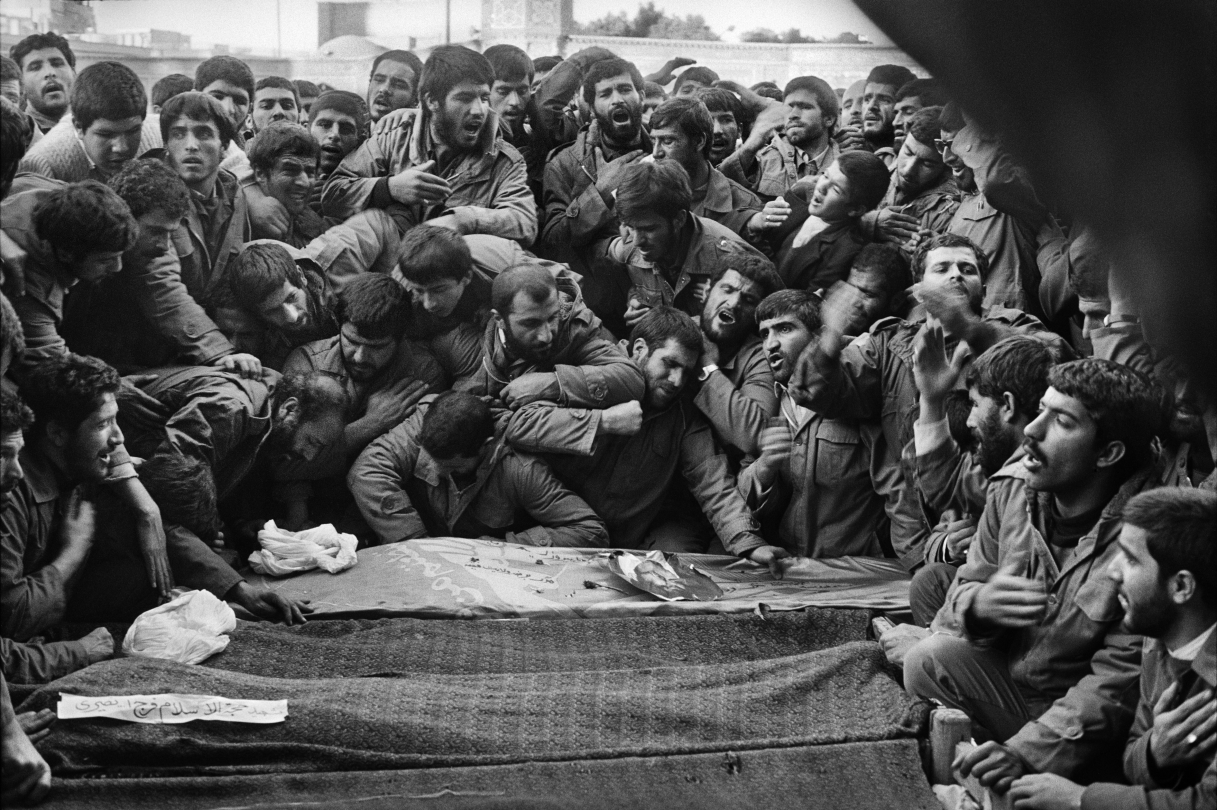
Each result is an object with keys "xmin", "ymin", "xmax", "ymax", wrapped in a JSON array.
[
  {"xmin": 874, "ymin": 206, "xmax": 920, "ymax": 245},
  {"xmin": 752, "ymin": 420, "xmax": 793, "ymax": 489},
  {"xmin": 913, "ymin": 319, "xmax": 971, "ymax": 409}
]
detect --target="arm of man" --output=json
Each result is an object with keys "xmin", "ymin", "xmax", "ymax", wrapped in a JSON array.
[
  {"xmin": 868, "ymin": 427, "xmax": 930, "ymax": 571},
  {"xmin": 319, "ymin": 133, "xmax": 394, "ymax": 221},
  {"xmin": 503, "ymin": 402, "xmax": 602, "ymax": 457},
  {"xmin": 9, "ymin": 293, "xmax": 66, "ymax": 372},
  {"xmin": 540, "ymin": 151, "xmax": 619, "ymax": 250},
  {"xmin": 347, "ymin": 424, "xmax": 429, "ymax": 545},
  {"xmin": 303, "ymin": 208, "xmax": 401, "ymax": 296},
  {"xmin": 504, "ymin": 454, "xmax": 609, "ymax": 548},
  {"xmin": 553, "ymin": 337, "xmax": 648, "ymax": 408},
  {"xmin": 930, "ymin": 481, "xmax": 1009, "ymax": 636},
  {"xmin": 1005, "ymin": 628, "xmax": 1144, "ymax": 779},
  {"xmin": 447, "ymin": 151, "xmax": 538, "ymax": 246},
  {"xmin": 0, "ymin": 635, "xmax": 93, "ymax": 684},
  {"xmin": 694, "ymin": 346, "xmax": 777, "ymax": 457},
  {"xmin": 162, "ymin": 523, "xmax": 243, "ymax": 598},
  {"xmin": 678, "ymin": 411, "xmax": 765, "ymax": 557},
  {"xmin": 914, "ymin": 417, "xmax": 989, "ymax": 517},
  {"xmin": 129, "ymin": 248, "xmax": 235, "ymax": 365},
  {"xmin": 0, "ymin": 489, "xmax": 92, "ymax": 641},
  {"xmin": 786, "ymin": 329, "xmax": 885, "ymax": 422}
]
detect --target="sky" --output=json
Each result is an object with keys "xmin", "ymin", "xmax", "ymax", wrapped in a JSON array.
[
  {"xmin": 570, "ymin": 0, "xmax": 892, "ymax": 44},
  {"xmin": 86, "ymin": 0, "xmax": 892, "ymax": 53}
]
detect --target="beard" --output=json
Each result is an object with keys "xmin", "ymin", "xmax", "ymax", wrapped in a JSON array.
[
  {"xmin": 973, "ymin": 411, "xmax": 1020, "ymax": 475},
  {"xmin": 596, "ymin": 101, "xmax": 643, "ymax": 147},
  {"xmin": 1122, "ymin": 586, "xmax": 1176, "ymax": 637},
  {"xmin": 434, "ymin": 104, "xmax": 483, "ymax": 153},
  {"xmin": 503, "ymin": 324, "xmax": 557, "ymax": 367}
]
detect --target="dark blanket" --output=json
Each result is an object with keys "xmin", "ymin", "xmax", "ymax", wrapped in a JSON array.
[
  {"xmin": 204, "ymin": 609, "xmax": 871, "ymax": 679},
  {"xmin": 41, "ymin": 740, "xmax": 940, "ymax": 810},
  {"xmin": 25, "ymin": 640, "xmax": 928, "ymax": 777}
]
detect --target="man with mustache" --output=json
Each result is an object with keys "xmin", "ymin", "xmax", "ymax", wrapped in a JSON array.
[
  {"xmin": 307, "ymin": 91, "xmax": 365, "ymax": 215},
  {"xmin": 365, "ymin": 50, "xmax": 422, "ymax": 125},
  {"xmin": 860, "ymin": 106, "xmax": 960, "ymax": 251},
  {"xmin": 601, "ymin": 160, "xmax": 766, "ymax": 335},
  {"xmin": 9, "ymin": 32, "xmax": 74, "ymax": 134},
  {"xmin": 741, "ymin": 290, "xmax": 903, "ymax": 560},
  {"xmin": 323, "ymin": 46, "xmax": 535, "ymax": 246},
  {"xmin": 17, "ymin": 61, "xmax": 161, "ymax": 184},
  {"xmin": 787, "ymin": 233, "xmax": 1067, "ymax": 571},
  {"xmin": 648, "ymin": 97, "xmax": 769, "ymax": 240},
  {"xmin": 891, "ymin": 78, "xmax": 950, "ymax": 144},
  {"xmin": 456, "ymin": 262, "xmax": 644, "ymax": 417},
  {"xmin": 0, "ymin": 354, "xmax": 316, "ymax": 641},
  {"xmin": 1, "ymin": 387, "xmax": 114, "ymax": 686},
  {"xmin": 691, "ymin": 252, "xmax": 784, "ymax": 463},
  {"xmin": 904, "ymin": 333, "xmax": 1056, "ymax": 626},
  {"xmin": 246, "ymin": 122, "xmax": 324, "ymax": 247},
  {"xmin": 276, "ymin": 274, "xmax": 441, "ymax": 530},
  {"xmin": 539, "ymin": 57, "xmax": 651, "ymax": 326},
  {"xmin": 695, "ymin": 88, "xmax": 743, "ymax": 168},
  {"xmin": 351, "ymin": 391, "xmax": 608, "ymax": 548},
  {"xmin": 720, "ymin": 75, "xmax": 841, "ymax": 201},
  {"xmin": 1008, "ymin": 487, "xmax": 1216, "ymax": 810},
  {"xmin": 860, "ymin": 64, "xmax": 917, "ymax": 168},
  {"xmin": 904, "ymin": 359, "xmax": 1163, "ymax": 796},
  {"xmin": 505, "ymin": 306, "xmax": 783, "ymax": 567}
]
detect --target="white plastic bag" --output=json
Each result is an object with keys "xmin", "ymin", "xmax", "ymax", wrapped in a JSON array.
[
  {"xmin": 122, "ymin": 589, "xmax": 237, "ymax": 665},
  {"xmin": 247, "ymin": 520, "xmax": 358, "ymax": 576}
]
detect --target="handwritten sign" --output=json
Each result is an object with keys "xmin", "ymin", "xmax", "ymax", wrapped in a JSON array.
[{"xmin": 57, "ymin": 694, "xmax": 288, "ymax": 724}]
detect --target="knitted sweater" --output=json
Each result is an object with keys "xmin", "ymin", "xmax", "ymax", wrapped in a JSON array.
[{"xmin": 17, "ymin": 114, "xmax": 163, "ymax": 183}]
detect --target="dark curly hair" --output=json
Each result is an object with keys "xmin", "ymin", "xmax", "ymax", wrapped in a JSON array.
[
  {"xmin": 10, "ymin": 32, "xmax": 75, "ymax": 70},
  {"xmin": 108, "ymin": 158, "xmax": 190, "ymax": 221},
  {"xmin": 910, "ymin": 232, "xmax": 990, "ymax": 283},
  {"xmin": 335, "ymin": 273, "xmax": 409, "ymax": 340},
  {"xmin": 247, "ymin": 121, "xmax": 319, "ymax": 175},
  {"xmin": 1, "ymin": 387, "xmax": 34, "ymax": 435},
  {"xmin": 0, "ymin": 292, "xmax": 25, "ymax": 372},
  {"xmin": 33, "ymin": 180, "xmax": 139, "ymax": 263},
  {"xmin": 70, "ymin": 61, "xmax": 147, "ymax": 132},
  {"xmin": 19, "ymin": 353, "xmax": 121, "ymax": 436},
  {"xmin": 629, "ymin": 305, "xmax": 702, "ymax": 356},
  {"xmin": 1047, "ymin": 358, "xmax": 1163, "ymax": 481},
  {"xmin": 615, "ymin": 159, "xmax": 691, "ymax": 225},
  {"xmin": 420, "ymin": 391, "xmax": 494, "ymax": 460}
]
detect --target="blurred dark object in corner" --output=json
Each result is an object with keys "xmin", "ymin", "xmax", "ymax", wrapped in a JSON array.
[{"xmin": 857, "ymin": 0, "xmax": 1216, "ymax": 400}]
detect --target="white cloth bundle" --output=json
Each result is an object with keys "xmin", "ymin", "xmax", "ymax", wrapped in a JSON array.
[
  {"xmin": 247, "ymin": 520, "xmax": 358, "ymax": 576},
  {"xmin": 122, "ymin": 590, "xmax": 237, "ymax": 665}
]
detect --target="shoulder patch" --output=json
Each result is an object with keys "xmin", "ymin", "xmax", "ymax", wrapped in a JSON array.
[{"xmin": 380, "ymin": 492, "xmax": 410, "ymax": 515}]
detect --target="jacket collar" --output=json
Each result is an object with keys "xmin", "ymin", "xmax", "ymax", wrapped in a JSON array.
[
  {"xmin": 19, "ymin": 446, "xmax": 68, "ymax": 505},
  {"xmin": 1146, "ymin": 629, "xmax": 1217, "ymax": 688}
]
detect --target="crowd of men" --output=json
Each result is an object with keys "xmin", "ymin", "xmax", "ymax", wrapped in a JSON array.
[{"xmin": 1, "ymin": 31, "xmax": 1214, "ymax": 809}]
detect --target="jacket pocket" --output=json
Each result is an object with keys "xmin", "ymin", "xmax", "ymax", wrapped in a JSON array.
[{"xmin": 814, "ymin": 421, "xmax": 861, "ymax": 486}]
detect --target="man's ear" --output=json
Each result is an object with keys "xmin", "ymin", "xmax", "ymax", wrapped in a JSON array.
[
  {"xmin": 630, "ymin": 338, "xmax": 649, "ymax": 362},
  {"xmin": 671, "ymin": 209, "xmax": 688, "ymax": 230},
  {"xmin": 424, "ymin": 93, "xmax": 439, "ymax": 115},
  {"xmin": 846, "ymin": 202, "xmax": 870, "ymax": 219},
  {"xmin": 276, "ymin": 396, "xmax": 299, "ymax": 420},
  {"xmin": 1094, "ymin": 439, "xmax": 1126, "ymax": 471},
  {"xmin": 999, "ymin": 392, "xmax": 1021, "ymax": 425},
  {"xmin": 1167, "ymin": 570, "xmax": 1198, "ymax": 606}
]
